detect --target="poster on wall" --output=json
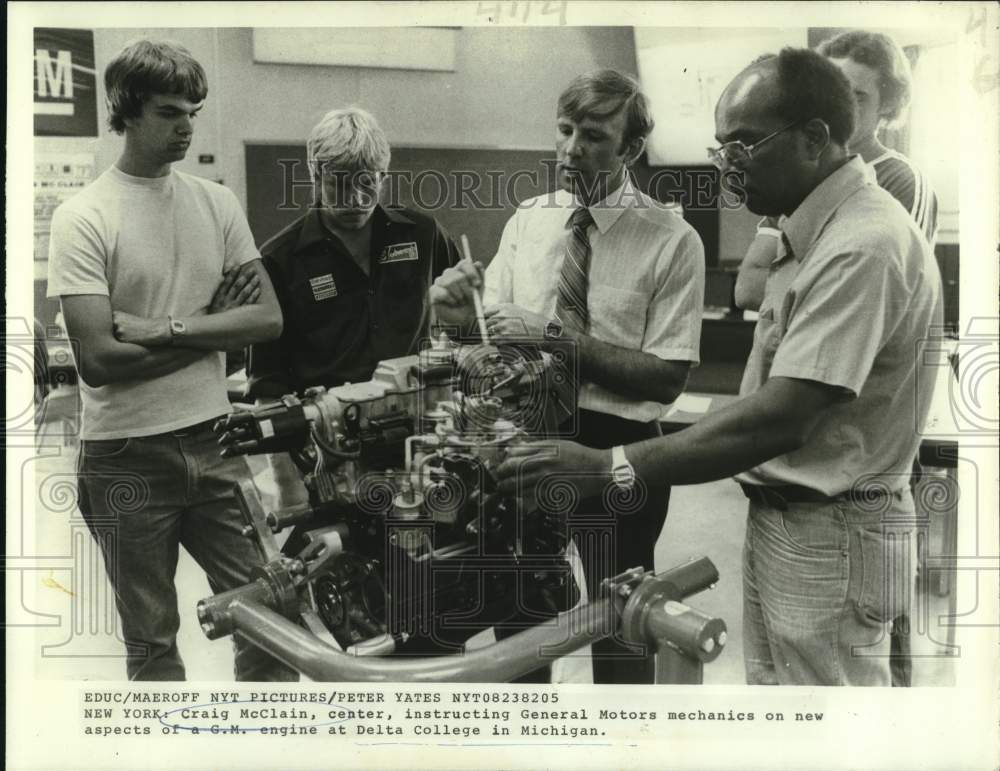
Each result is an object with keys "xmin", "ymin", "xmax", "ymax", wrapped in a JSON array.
[
  {"xmin": 34, "ymin": 28, "xmax": 99, "ymax": 136},
  {"xmin": 34, "ymin": 153, "xmax": 95, "ymax": 261}
]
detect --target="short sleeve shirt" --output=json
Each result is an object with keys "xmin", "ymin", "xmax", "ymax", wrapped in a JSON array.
[
  {"xmin": 736, "ymin": 157, "xmax": 944, "ymax": 495},
  {"xmin": 47, "ymin": 166, "xmax": 260, "ymax": 439}
]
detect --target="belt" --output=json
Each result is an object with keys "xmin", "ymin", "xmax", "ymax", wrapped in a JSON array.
[
  {"xmin": 171, "ymin": 416, "xmax": 225, "ymax": 436},
  {"xmin": 739, "ymin": 482, "xmax": 897, "ymax": 511}
]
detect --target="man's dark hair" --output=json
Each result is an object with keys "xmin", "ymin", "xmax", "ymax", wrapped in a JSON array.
[
  {"xmin": 817, "ymin": 30, "xmax": 912, "ymax": 122},
  {"xmin": 557, "ymin": 69, "xmax": 654, "ymax": 149},
  {"xmin": 104, "ymin": 39, "xmax": 208, "ymax": 134},
  {"xmin": 770, "ymin": 47, "xmax": 855, "ymax": 145}
]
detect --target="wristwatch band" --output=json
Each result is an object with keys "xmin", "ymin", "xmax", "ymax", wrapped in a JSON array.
[
  {"xmin": 168, "ymin": 316, "xmax": 186, "ymax": 342},
  {"xmin": 611, "ymin": 444, "xmax": 636, "ymax": 490},
  {"xmin": 543, "ymin": 319, "xmax": 563, "ymax": 340}
]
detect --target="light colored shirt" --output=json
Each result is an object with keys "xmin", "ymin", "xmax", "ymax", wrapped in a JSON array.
[
  {"xmin": 47, "ymin": 166, "xmax": 260, "ymax": 440},
  {"xmin": 484, "ymin": 177, "xmax": 705, "ymax": 422},
  {"xmin": 736, "ymin": 157, "xmax": 943, "ymax": 495}
]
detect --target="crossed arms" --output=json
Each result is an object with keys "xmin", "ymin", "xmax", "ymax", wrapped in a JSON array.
[{"xmin": 61, "ymin": 260, "xmax": 281, "ymax": 388}]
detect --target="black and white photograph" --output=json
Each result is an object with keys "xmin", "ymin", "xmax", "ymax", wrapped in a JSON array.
[{"xmin": 6, "ymin": 2, "xmax": 998, "ymax": 770}]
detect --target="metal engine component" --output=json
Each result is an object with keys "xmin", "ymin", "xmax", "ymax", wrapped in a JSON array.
[{"xmin": 202, "ymin": 338, "xmax": 726, "ymax": 681}]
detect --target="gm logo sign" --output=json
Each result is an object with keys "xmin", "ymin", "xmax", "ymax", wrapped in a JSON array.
[
  {"xmin": 34, "ymin": 28, "xmax": 97, "ymax": 137},
  {"xmin": 35, "ymin": 49, "xmax": 75, "ymax": 109}
]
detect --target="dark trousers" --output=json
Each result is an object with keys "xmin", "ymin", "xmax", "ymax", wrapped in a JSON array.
[
  {"xmin": 498, "ymin": 409, "xmax": 669, "ymax": 684},
  {"xmin": 573, "ymin": 409, "xmax": 670, "ymax": 684}
]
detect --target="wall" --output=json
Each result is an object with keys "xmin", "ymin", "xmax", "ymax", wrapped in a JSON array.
[
  {"xmin": 33, "ymin": 25, "xmax": 636, "ymax": 324},
  {"xmin": 213, "ymin": 27, "xmax": 636, "ymax": 212},
  {"xmin": 635, "ymin": 27, "xmax": 810, "ymax": 165},
  {"xmin": 35, "ymin": 25, "xmax": 636, "ymax": 211}
]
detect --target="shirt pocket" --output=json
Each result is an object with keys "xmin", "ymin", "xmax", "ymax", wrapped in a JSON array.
[
  {"xmin": 289, "ymin": 276, "xmax": 364, "ymax": 340},
  {"xmin": 589, "ymin": 285, "xmax": 647, "ymax": 350},
  {"xmin": 381, "ymin": 259, "xmax": 422, "ymax": 300},
  {"xmin": 380, "ymin": 262, "xmax": 427, "ymax": 334}
]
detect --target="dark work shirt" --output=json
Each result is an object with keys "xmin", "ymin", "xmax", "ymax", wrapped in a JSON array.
[{"xmin": 247, "ymin": 205, "xmax": 460, "ymax": 398}]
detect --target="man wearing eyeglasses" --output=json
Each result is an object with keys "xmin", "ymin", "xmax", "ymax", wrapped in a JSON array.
[
  {"xmin": 735, "ymin": 32, "xmax": 938, "ymax": 312},
  {"xmin": 494, "ymin": 49, "xmax": 943, "ymax": 686},
  {"xmin": 246, "ymin": 108, "xmax": 460, "ymax": 398},
  {"xmin": 731, "ymin": 33, "xmax": 941, "ymax": 688}
]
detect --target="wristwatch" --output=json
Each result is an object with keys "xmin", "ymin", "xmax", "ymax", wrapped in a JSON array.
[
  {"xmin": 611, "ymin": 445, "xmax": 636, "ymax": 490},
  {"xmin": 543, "ymin": 319, "xmax": 563, "ymax": 341},
  {"xmin": 168, "ymin": 315, "xmax": 187, "ymax": 343}
]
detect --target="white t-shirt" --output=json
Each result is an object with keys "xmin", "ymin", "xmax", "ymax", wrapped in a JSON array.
[
  {"xmin": 485, "ymin": 178, "xmax": 705, "ymax": 422},
  {"xmin": 47, "ymin": 166, "xmax": 261, "ymax": 439}
]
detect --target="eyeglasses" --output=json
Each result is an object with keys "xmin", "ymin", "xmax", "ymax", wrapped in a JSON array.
[{"xmin": 706, "ymin": 120, "xmax": 800, "ymax": 169}]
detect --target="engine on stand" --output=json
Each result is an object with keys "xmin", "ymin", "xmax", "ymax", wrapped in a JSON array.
[
  {"xmin": 199, "ymin": 335, "xmax": 728, "ymax": 682},
  {"xmin": 205, "ymin": 336, "xmax": 581, "ymax": 656}
]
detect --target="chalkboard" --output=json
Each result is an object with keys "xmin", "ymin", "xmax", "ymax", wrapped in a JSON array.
[{"xmin": 245, "ymin": 144, "xmax": 721, "ymax": 265}]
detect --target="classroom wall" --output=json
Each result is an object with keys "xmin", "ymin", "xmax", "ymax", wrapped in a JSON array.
[
  {"xmin": 35, "ymin": 26, "xmax": 636, "ymax": 208},
  {"xmin": 33, "ymin": 26, "xmax": 636, "ymax": 324},
  {"xmin": 214, "ymin": 27, "xmax": 637, "ymax": 213}
]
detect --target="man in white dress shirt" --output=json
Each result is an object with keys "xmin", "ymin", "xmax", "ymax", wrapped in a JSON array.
[{"xmin": 431, "ymin": 70, "xmax": 706, "ymax": 683}]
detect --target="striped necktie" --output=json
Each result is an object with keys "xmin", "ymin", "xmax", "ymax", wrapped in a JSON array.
[{"xmin": 555, "ymin": 206, "xmax": 594, "ymax": 333}]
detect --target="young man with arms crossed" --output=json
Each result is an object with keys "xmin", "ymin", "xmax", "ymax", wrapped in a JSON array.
[{"xmin": 48, "ymin": 39, "xmax": 295, "ymax": 681}]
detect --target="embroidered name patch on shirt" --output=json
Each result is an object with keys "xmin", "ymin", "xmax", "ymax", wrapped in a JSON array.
[
  {"xmin": 309, "ymin": 273, "xmax": 338, "ymax": 301},
  {"xmin": 379, "ymin": 242, "xmax": 419, "ymax": 264}
]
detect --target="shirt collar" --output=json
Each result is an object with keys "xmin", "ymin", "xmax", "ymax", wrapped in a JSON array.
[
  {"xmin": 780, "ymin": 155, "xmax": 871, "ymax": 263},
  {"xmin": 295, "ymin": 204, "xmax": 413, "ymax": 252},
  {"xmin": 561, "ymin": 175, "xmax": 641, "ymax": 235}
]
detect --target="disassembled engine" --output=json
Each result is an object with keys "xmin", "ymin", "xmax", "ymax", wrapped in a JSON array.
[{"xmin": 199, "ymin": 337, "xmax": 727, "ymax": 681}]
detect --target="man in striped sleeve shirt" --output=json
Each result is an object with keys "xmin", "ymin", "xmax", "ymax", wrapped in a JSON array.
[{"xmin": 735, "ymin": 30, "xmax": 939, "ymax": 311}]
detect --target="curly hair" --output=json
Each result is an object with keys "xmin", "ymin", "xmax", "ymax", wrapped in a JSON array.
[{"xmin": 818, "ymin": 30, "xmax": 912, "ymax": 123}]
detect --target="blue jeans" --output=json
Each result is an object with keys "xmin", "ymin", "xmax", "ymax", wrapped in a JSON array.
[
  {"xmin": 742, "ymin": 490, "xmax": 915, "ymax": 686},
  {"xmin": 77, "ymin": 419, "xmax": 298, "ymax": 682}
]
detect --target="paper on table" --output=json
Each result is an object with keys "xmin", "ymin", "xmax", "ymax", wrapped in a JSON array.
[{"xmin": 662, "ymin": 392, "xmax": 714, "ymax": 419}]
